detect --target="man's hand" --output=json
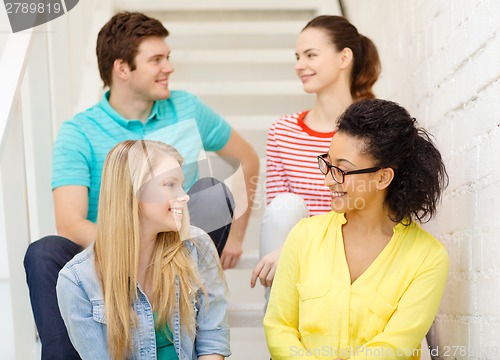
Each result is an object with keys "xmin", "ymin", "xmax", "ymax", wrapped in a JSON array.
[
  {"xmin": 250, "ymin": 247, "xmax": 282, "ymax": 288},
  {"xmin": 220, "ymin": 232, "xmax": 243, "ymax": 269}
]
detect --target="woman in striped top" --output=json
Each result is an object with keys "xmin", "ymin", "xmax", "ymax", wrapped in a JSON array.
[{"xmin": 251, "ymin": 15, "xmax": 381, "ymax": 291}]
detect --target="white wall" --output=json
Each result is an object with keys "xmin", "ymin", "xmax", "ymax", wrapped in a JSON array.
[
  {"xmin": 344, "ymin": 1, "xmax": 500, "ymax": 358},
  {"xmin": 0, "ymin": 5, "xmax": 10, "ymax": 56}
]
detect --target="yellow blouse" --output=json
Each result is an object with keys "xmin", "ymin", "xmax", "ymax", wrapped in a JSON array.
[{"xmin": 264, "ymin": 212, "xmax": 449, "ymax": 360}]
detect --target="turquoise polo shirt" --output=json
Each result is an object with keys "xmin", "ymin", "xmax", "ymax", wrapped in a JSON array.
[{"xmin": 52, "ymin": 90, "xmax": 232, "ymax": 223}]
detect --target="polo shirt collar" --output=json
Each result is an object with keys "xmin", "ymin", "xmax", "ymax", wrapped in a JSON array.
[{"xmin": 98, "ymin": 91, "xmax": 160, "ymax": 128}]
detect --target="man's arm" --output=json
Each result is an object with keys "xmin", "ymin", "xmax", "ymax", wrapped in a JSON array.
[
  {"xmin": 216, "ymin": 129, "xmax": 259, "ymax": 269},
  {"xmin": 53, "ymin": 186, "xmax": 97, "ymax": 248}
]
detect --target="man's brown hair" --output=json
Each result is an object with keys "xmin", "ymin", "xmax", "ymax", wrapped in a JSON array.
[{"xmin": 96, "ymin": 12, "xmax": 169, "ymax": 87}]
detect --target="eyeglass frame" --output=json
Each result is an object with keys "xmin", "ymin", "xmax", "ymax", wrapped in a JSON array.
[{"xmin": 317, "ymin": 153, "xmax": 381, "ymax": 184}]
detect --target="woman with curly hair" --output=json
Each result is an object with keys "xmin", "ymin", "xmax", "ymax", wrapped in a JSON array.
[{"xmin": 264, "ymin": 99, "xmax": 449, "ymax": 360}]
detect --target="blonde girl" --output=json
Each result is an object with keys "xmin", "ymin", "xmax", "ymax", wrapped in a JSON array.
[{"xmin": 57, "ymin": 140, "xmax": 229, "ymax": 360}]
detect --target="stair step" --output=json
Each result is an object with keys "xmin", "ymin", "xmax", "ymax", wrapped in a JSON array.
[
  {"xmin": 167, "ymin": 21, "xmax": 304, "ymax": 35},
  {"xmin": 169, "ymin": 34, "xmax": 297, "ymax": 50},
  {"xmin": 230, "ymin": 328, "xmax": 270, "ymax": 358},
  {"xmin": 171, "ymin": 81, "xmax": 304, "ymax": 95},
  {"xmin": 165, "ymin": 21, "xmax": 303, "ymax": 50},
  {"xmin": 224, "ymin": 252, "xmax": 264, "ymax": 304},
  {"xmin": 170, "ymin": 81, "xmax": 313, "ymax": 116},
  {"xmin": 228, "ymin": 302, "xmax": 265, "ymax": 327},
  {"xmin": 232, "ymin": 252, "xmax": 259, "ymax": 270},
  {"xmin": 226, "ymin": 115, "xmax": 277, "ymax": 131},
  {"xmin": 145, "ymin": 11, "xmax": 315, "ymax": 23},
  {"xmin": 174, "ymin": 49, "xmax": 295, "ymax": 64},
  {"xmin": 241, "ymin": 130, "xmax": 268, "ymax": 160},
  {"xmin": 173, "ymin": 63, "xmax": 296, "ymax": 82},
  {"xmin": 194, "ymin": 93, "xmax": 313, "ymax": 117},
  {"xmin": 115, "ymin": 0, "xmax": 324, "ymax": 12},
  {"xmin": 172, "ymin": 49, "xmax": 297, "ymax": 82}
]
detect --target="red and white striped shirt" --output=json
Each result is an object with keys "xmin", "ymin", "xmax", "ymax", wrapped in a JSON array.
[{"xmin": 266, "ymin": 111, "xmax": 335, "ymax": 216}]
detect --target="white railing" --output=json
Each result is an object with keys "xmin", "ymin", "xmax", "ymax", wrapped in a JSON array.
[
  {"xmin": 0, "ymin": 2, "xmax": 110, "ymax": 358},
  {"xmin": 0, "ymin": 26, "xmax": 55, "ymax": 359}
]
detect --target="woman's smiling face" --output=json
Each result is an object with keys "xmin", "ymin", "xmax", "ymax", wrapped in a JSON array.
[
  {"xmin": 138, "ymin": 156, "xmax": 189, "ymax": 235},
  {"xmin": 294, "ymin": 27, "xmax": 346, "ymax": 95},
  {"xmin": 324, "ymin": 132, "xmax": 383, "ymax": 214}
]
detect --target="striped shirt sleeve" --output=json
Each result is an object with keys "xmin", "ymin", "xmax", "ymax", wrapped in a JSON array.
[
  {"xmin": 264, "ymin": 112, "xmax": 334, "ymax": 215},
  {"xmin": 266, "ymin": 121, "xmax": 291, "ymax": 204}
]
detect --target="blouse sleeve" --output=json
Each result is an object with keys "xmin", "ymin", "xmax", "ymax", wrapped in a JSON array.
[
  {"xmin": 352, "ymin": 245, "xmax": 449, "ymax": 360},
  {"xmin": 263, "ymin": 221, "xmax": 320, "ymax": 360},
  {"xmin": 265, "ymin": 121, "xmax": 291, "ymax": 205}
]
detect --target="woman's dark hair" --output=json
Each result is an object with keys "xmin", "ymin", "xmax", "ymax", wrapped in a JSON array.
[
  {"xmin": 96, "ymin": 12, "xmax": 169, "ymax": 87},
  {"xmin": 303, "ymin": 15, "xmax": 381, "ymax": 101},
  {"xmin": 337, "ymin": 99, "xmax": 448, "ymax": 224}
]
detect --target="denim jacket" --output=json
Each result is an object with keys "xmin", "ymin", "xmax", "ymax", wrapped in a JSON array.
[{"xmin": 56, "ymin": 226, "xmax": 230, "ymax": 360}]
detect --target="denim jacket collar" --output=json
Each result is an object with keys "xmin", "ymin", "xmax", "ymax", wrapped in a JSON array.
[{"xmin": 56, "ymin": 226, "xmax": 230, "ymax": 360}]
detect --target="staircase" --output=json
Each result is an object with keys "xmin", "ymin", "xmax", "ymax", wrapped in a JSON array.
[{"xmin": 110, "ymin": 1, "xmax": 341, "ymax": 358}]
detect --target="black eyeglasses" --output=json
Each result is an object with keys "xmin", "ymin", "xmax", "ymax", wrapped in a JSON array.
[{"xmin": 317, "ymin": 153, "xmax": 381, "ymax": 184}]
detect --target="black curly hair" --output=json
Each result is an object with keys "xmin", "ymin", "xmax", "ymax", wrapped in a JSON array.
[{"xmin": 336, "ymin": 99, "xmax": 448, "ymax": 224}]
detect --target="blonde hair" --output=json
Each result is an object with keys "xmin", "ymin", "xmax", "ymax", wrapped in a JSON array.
[{"xmin": 94, "ymin": 140, "xmax": 205, "ymax": 360}]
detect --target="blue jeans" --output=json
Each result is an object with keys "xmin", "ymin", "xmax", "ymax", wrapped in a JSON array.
[{"xmin": 23, "ymin": 177, "xmax": 234, "ymax": 360}]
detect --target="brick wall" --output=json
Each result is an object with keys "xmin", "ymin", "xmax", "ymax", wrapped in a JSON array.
[{"xmin": 343, "ymin": 1, "xmax": 500, "ymax": 358}]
